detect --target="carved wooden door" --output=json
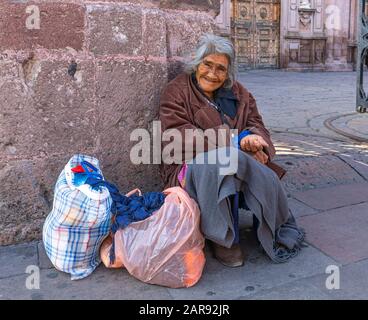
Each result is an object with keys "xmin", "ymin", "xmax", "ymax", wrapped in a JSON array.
[{"xmin": 232, "ymin": 0, "xmax": 280, "ymax": 70}]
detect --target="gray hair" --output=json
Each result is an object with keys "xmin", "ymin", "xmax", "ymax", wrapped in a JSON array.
[{"xmin": 185, "ymin": 33, "xmax": 236, "ymax": 89}]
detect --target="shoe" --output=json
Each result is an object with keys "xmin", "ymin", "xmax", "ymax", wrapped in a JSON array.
[{"xmin": 212, "ymin": 242, "xmax": 244, "ymax": 267}]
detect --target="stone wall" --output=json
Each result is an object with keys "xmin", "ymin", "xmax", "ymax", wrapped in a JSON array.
[{"xmin": 0, "ymin": 0, "xmax": 220, "ymax": 245}]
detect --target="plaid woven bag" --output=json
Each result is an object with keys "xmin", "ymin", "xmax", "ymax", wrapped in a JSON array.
[{"xmin": 42, "ymin": 154, "xmax": 112, "ymax": 280}]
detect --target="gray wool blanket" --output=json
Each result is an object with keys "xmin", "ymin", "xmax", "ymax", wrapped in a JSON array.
[{"xmin": 184, "ymin": 147, "xmax": 305, "ymax": 263}]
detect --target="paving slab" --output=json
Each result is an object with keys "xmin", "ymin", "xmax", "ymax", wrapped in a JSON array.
[
  {"xmin": 247, "ymin": 258, "xmax": 368, "ymax": 300},
  {"xmin": 338, "ymin": 153, "xmax": 368, "ymax": 181},
  {"xmin": 0, "ymin": 242, "xmax": 38, "ymax": 279},
  {"xmin": 287, "ymin": 197, "xmax": 319, "ymax": 218},
  {"xmin": 0, "ymin": 265, "xmax": 173, "ymax": 300},
  {"xmin": 275, "ymin": 156, "xmax": 365, "ymax": 193},
  {"xmin": 293, "ymin": 183, "xmax": 368, "ymax": 211},
  {"xmin": 37, "ymin": 241, "xmax": 54, "ymax": 270},
  {"xmin": 240, "ymin": 277, "xmax": 332, "ymax": 300},
  {"xmin": 322, "ymin": 258, "xmax": 368, "ymax": 299},
  {"xmin": 298, "ymin": 202, "xmax": 368, "ymax": 265},
  {"xmin": 167, "ymin": 231, "xmax": 337, "ymax": 300}
]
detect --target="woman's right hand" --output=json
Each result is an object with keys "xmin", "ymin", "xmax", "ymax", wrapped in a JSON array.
[{"xmin": 240, "ymin": 134, "xmax": 269, "ymax": 153}]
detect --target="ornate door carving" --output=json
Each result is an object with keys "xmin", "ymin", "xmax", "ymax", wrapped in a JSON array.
[{"xmin": 232, "ymin": 0, "xmax": 280, "ymax": 70}]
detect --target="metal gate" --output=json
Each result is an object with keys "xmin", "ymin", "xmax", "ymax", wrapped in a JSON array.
[{"xmin": 231, "ymin": 0, "xmax": 281, "ymax": 70}]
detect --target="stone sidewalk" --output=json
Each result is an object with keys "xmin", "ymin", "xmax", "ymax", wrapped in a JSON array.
[{"xmin": 1, "ymin": 71, "xmax": 368, "ymax": 300}]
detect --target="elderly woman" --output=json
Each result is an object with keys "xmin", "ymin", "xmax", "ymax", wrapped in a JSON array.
[{"xmin": 159, "ymin": 34, "xmax": 305, "ymax": 267}]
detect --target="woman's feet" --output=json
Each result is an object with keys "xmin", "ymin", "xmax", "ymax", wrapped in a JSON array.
[{"xmin": 212, "ymin": 242, "xmax": 244, "ymax": 267}]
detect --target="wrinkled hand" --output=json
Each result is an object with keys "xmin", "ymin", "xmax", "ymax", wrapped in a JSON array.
[
  {"xmin": 251, "ymin": 150, "xmax": 269, "ymax": 165},
  {"xmin": 240, "ymin": 134, "xmax": 269, "ymax": 153}
]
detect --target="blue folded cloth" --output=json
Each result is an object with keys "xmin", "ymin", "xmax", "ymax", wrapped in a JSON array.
[
  {"xmin": 70, "ymin": 160, "xmax": 166, "ymax": 264},
  {"xmin": 84, "ymin": 174, "xmax": 165, "ymax": 264},
  {"xmin": 85, "ymin": 177, "xmax": 165, "ymax": 231}
]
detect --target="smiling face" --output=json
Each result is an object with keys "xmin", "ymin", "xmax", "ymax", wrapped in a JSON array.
[{"xmin": 195, "ymin": 53, "xmax": 229, "ymax": 99}]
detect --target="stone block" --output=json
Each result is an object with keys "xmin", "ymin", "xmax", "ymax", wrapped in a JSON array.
[
  {"xmin": 93, "ymin": 0, "xmax": 220, "ymax": 15},
  {"xmin": 0, "ymin": 58, "xmax": 97, "ymax": 158},
  {"xmin": 95, "ymin": 59, "xmax": 167, "ymax": 192},
  {"xmin": 165, "ymin": 11, "xmax": 215, "ymax": 58},
  {"xmin": 0, "ymin": 160, "xmax": 49, "ymax": 244},
  {"xmin": 0, "ymin": 76, "xmax": 31, "ymax": 157},
  {"xmin": 87, "ymin": 4, "xmax": 217, "ymax": 57},
  {"xmin": 142, "ymin": 10, "xmax": 167, "ymax": 58},
  {"xmin": 0, "ymin": 2, "xmax": 85, "ymax": 51},
  {"xmin": 0, "ymin": 155, "xmax": 70, "ymax": 245},
  {"xmin": 92, "ymin": 0, "xmax": 161, "ymax": 8},
  {"xmin": 87, "ymin": 4, "xmax": 143, "ymax": 56},
  {"xmin": 32, "ymin": 59, "xmax": 97, "ymax": 155},
  {"xmin": 159, "ymin": 0, "xmax": 221, "ymax": 15}
]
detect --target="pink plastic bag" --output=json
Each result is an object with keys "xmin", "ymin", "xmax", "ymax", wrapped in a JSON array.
[{"xmin": 102, "ymin": 187, "xmax": 206, "ymax": 288}]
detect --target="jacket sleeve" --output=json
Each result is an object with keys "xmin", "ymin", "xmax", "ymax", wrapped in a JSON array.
[
  {"xmin": 159, "ymin": 87, "xmax": 232, "ymax": 164},
  {"xmin": 243, "ymin": 92, "xmax": 276, "ymax": 159}
]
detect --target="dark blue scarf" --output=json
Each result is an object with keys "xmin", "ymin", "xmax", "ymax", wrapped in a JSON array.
[{"xmin": 191, "ymin": 73, "xmax": 238, "ymax": 119}]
